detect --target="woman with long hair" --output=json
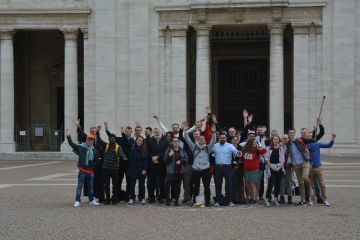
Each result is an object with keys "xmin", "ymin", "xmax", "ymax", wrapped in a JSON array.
[
  {"xmin": 240, "ymin": 132, "xmax": 267, "ymax": 204},
  {"xmin": 264, "ymin": 135, "xmax": 285, "ymax": 207},
  {"xmin": 127, "ymin": 136, "xmax": 148, "ymax": 205}
]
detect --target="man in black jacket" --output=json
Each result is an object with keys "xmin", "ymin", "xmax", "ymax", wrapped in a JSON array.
[
  {"xmin": 66, "ymin": 128, "xmax": 100, "ymax": 207},
  {"xmin": 96, "ymin": 126, "xmax": 127, "ymax": 205},
  {"xmin": 147, "ymin": 128, "xmax": 170, "ymax": 203}
]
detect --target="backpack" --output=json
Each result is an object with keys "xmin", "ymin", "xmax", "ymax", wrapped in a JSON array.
[{"xmin": 105, "ymin": 144, "xmax": 120, "ymax": 159}]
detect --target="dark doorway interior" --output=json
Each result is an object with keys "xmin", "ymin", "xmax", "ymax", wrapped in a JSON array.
[
  {"xmin": 14, "ymin": 30, "xmax": 84, "ymax": 151},
  {"xmin": 211, "ymin": 27, "xmax": 270, "ymax": 130}
]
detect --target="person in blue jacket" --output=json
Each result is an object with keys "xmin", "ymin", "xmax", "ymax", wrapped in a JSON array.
[
  {"xmin": 307, "ymin": 133, "xmax": 336, "ymax": 206},
  {"xmin": 125, "ymin": 135, "xmax": 149, "ymax": 205}
]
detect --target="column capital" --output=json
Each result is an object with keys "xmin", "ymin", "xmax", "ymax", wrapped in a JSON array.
[
  {"xmin": 81, "ymin": 28, "xmax": 89, "ymax": 39},
  {"xmin": 170, "ymin": 25, "xmax": 188, "ymax": 37},
  {"xmin": 268, "ymin": 23, "xmax": 286, "ymax": 34},
  {"xmin": 159, "ymin": 26, "xmax": 168, "ymax": 37},
  {"xmin": 0, "ymin": 30, "xmax": 14, "ymax": 40},
  {"xmin": 61, "ymin": 29, "xmax": 78, "ymax": 40},
  {"xmin": 193, "ymin": 25, "xmax": 211, "ymax": 36}
]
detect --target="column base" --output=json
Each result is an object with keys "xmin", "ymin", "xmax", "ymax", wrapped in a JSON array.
[{"xmin": 0, "ymin": 142, "xmax": 15, "ymax": 153}]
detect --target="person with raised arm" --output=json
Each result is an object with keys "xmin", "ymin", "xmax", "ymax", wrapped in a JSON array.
[{"xmin": 66, "ymin": 128, "xmax": 100, "ymax": 207}]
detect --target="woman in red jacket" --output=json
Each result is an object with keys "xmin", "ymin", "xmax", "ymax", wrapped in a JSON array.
[{"xmin": 240, "ymin": 132, "xmax": 267, "ymax": 204}]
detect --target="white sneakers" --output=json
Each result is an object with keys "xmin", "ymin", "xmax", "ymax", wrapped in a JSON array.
[
  {"xmin": 128, "ymin": 199, "xmax": 134, "ymax": 205},
  {"xmin": 274, "ymin": 200, "xmax": 280, "ymax": 206},
  {"xmin": 228, "ymin": 202, "xmax": 235, "ymax": 207},
  {"xmin": 214, "ymin": 202, "xmax": 220, "ymax": 207},
  {"xmin": 324, "ymin": 200, "xmax": 331, "ymax": 206},
  {"xmin": 141, "ymin": 199, "xmax": 146, "ymax": 205},
  {"xmin": 265, "ymin": 201, "xmax": 271, "ymax": 207},
  {"xmin": 89, "ymin": 200, "xmax": 100, "ymax": 206},
  {"xmin": 74, "ymin": 200, "xmax": 100, "ymax": 207}
]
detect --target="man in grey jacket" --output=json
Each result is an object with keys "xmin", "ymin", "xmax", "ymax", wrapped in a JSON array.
[{"xmin": 183, "ymin": 122, "xmax": 216, "ymax": 207}]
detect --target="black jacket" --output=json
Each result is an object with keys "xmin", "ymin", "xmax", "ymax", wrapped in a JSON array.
[{"xmin": 67, "ymin": 135, "xmax": 100, "ymax": 172}]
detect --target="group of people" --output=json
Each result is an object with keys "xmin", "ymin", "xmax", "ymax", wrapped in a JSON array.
[{"xmin": 66, "ymin": 107, "xmax": 335, "ymax": 208}]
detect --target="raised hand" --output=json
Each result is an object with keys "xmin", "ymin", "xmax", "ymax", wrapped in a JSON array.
[
  {"xmin": 212, "ymin": 114, "xmax": 218, "ymax": 124},
  {"xmin": 104, "ymin": 122, "xmax": 108, "ymax": 130},
  {"xmin": 211, "ymin": 124, "xmax": 217, "ymax": 132},
  {"xmin": 248, "ymin": 114, "xmax": 253, "ymax": 123},
  {"xmin": 182, "ymin": 121, "xmax": 189, "ymax": 130},
  {"xmin": 135, "ymin": 121, "xmax": 140, "ymax": 127},
  {"xmin": 332, "ymin": 133, "xmax": 336, "ymax": 140},
  {"xmin": 152, "ymin": 114, "xmax": 160, "ymax": 122},
  {"xmin": 72, "ymin": 118, "xmax": 80, "ymax": 127},
  {"xmin": 316, "ymin": 118, "xmax": 322, "ymax": 126},
  {"xmin": 120, "ymin": 126, "xmax": 125, "ymax": 134},
  {"xmin": 243, "ymin": 109, "xmax": 248, "ymax": 119},
  {"xmin": 204, "ymin": 106, "xmax": 211, "ymax": 114},
  {"xmin": 96, "ymin": 125, "xmax": 102, "ymax": 132},
  {"xmin": 65, "ymin": 128, "xmax": 71, "ymax": 136}
]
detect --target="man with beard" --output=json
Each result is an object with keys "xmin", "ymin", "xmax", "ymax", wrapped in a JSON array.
[
  {"xmin": 147, "ymin": 128, "xmax": 170, "ymax": 203},
  {"xmin": 73, "ymin": 119, "xmax": 105, "ymax": 203},
  {"xmin": 212, "ymin": 133, "xmax": 241, "ymax": 207},
  {"xmin": 96, "ymin": 125, "xmax": 127, "ymax": 205},
  {"xmin": 104, "ymin": 123, "xmax": 134, "ymax": 202}
]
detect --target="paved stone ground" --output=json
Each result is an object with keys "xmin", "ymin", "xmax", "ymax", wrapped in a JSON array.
[{"xmin": 0, "ymin": 156, "xmax": 359, "ymax": 240}]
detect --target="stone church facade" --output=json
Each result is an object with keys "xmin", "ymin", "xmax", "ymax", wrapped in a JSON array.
[{"xmin": 0, "ymin": 0, "xmax": 358, "ymax": 155}]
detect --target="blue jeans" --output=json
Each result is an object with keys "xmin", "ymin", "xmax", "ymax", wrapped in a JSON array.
[{"xmin": 76, "ymin": 170, "xmax": 94, "ymax": 202}]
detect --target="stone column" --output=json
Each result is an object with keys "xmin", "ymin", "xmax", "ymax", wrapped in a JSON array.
[
  {"xmin": 158, "ymin": 27, "xmax": 166, "ymax": 120},
  {"xmin": 0, "ymin": 30, "xmax": 15, "ymax": 152},
  {"xmin": 61, "ymin": 29, "xmax": 78, "ymax": 151},
  {"xmin": 82, "ymin": 29, "xmax": 94, "ymax": 133},
  {"xmin": 171, "ymin": 25, "xmax": 188, "ymax": 122},
  {"xmin": 194, "ymin": 25, "xmax": 211, "ymax": 120},
  {"xmin": 268, "ymin": 24, "xmax": 285, "ymax": 134},
  {"xmin": 293, "ymin": 25, "xmax": 310, "ymax": 132}
]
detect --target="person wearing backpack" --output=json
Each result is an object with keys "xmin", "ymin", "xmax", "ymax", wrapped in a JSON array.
[
  {"xmin": 287, "ymin": 128, "xmax": 316, "ymax": 206},
  {"xmin": 96, "ymin": 126, "xmax": 127, "ymax": 205},
  {"xmin": 183, "ymin": 122, "xmax": 216, "ymax": 207},
  {"xmin": 126, "ymin": 136, "xmax": 149, "ymax": 205},
  {"xmin": 65, "ymin": 128, "xmax": 100, "ymax": 207}
]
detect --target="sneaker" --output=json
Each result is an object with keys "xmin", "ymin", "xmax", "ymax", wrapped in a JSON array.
[
  {"xmin": 73, "ymin": 201, "xmax": 81, "ymax": 207},
  {"xmin": 274, "ymin": 200, "xmax": 280, "ymax": 206},
  {"xmin": 296, "ymin": 201, "xmax": 306, "ymax": 206},
  {"xmin": 165, "ymin": 199, "xmax": 171, "ymax": 206},
  {"xmin": 141, "ymin": 199, "xmax": 146, "ymax": 205},
  {"xmin": 307, "ymin": 201, "xmax": 314, "ymax": 206},
  {"xmin": 148, "ymin": 198, "xmax": 155, "ymax": 204},
  {"xmin": 174, "ymin": 199, "xmax": 179, "ymax": 206},
  {"xmin": 214, "ymin": 202, "xmax": 220, "ymax": 207},
  {"xmin": 265, "ymin": 201, "xmax": 271, "ymax": 207},
  {"xmin": 279, "ymin": 196, "xmax": 285, "ymax": 204},
  {"xmin": 104, "ymin": 200, "xmax": 111, "ymax": 205},
  {"xmin": 287, "ymin": 196, "xmax": 293, "ymax": 205},
  {"xmin": 228, "ymin": 202, "xmax": 235, "ymax": 207},
  {"xmin": 157, "ymin": 199, "xmax": 164, "ymax": 204},
  {"xmin": 128, "ymin": 199, "xmax": 134, "ymax": 205},
  {"xmin": 89, "ymin": 200, "xmax": 99, "ymax": 206},
  {"xmin": 324, "ymin": 200, "xmax": 331, "ymax": 206}
]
